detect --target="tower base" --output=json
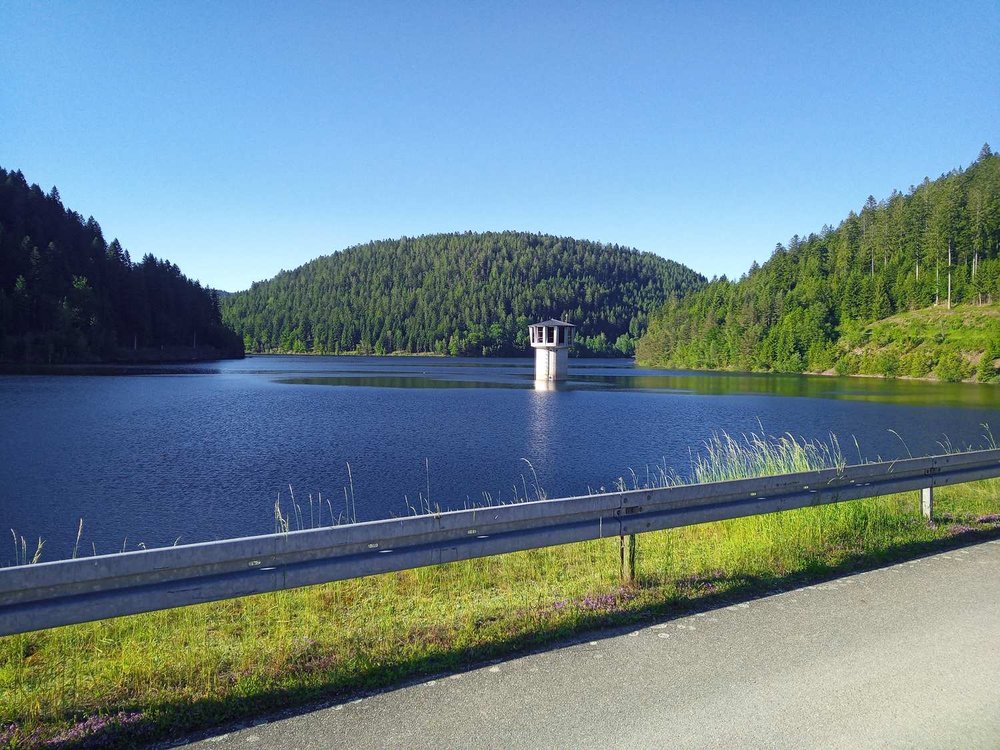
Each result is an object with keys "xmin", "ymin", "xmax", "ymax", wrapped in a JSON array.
[{"xmin": 535, "ymin": 347, "xmax": 569, "ymax": 381}]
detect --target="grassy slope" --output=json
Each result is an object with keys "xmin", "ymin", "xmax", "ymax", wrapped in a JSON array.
[
  {"xmin": 3, "ymin": 434, "xmax": 1000, "ymax": 748},
  {"xmin": 837, "ymin": 304, "xmax": 1000, "ymax": 381}
]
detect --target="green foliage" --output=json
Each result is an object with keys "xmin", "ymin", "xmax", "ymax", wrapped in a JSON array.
[
  {"xmin": 863, "ymin": 346, "xmax": 901, "ymax": 378},
  {"xmin": 221, "ymin": 232, "xmax": 704, "ymax": 357},
  {"xmin": 935, "ymin": 350, "xmax": 971, "ymax": 382},
  {"xmin": 903, "ymin": 349, "xmax": 934, "ymax": 379},
  {"xmin": 0, "ymin": 166, "xmax": 243, "ymax": 362},
  {"xmin": 846, "ymin": 305, "xmax": 1000, "ymax": 382},
  {"xmin": 637, "ymin": 150, "xmax": 1000, "ymax": 380},
  {"xmin": 977, "ymin": 333, "xmax": 1000, "ymax": 382},
  {"xmin": 834, "ymin": 354, "xmax": 858, "ymax": 377}
]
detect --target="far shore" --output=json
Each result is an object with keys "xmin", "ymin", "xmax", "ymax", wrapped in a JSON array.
[
  {"xmin": 0, "ymin": 346, "xmax": 244, "ymax": 373},
  {"xmin": 634, "ymin": 360, "xmax": 989, "ymax": 386}
]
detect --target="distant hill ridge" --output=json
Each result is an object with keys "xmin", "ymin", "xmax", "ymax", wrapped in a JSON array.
[
  {"xmin": 222, "ymin": 231, "xmax": 705, "ymax": 356},
  {"xmin": 636, "ymin": 146, "xmax": 1000, "ymax": 382}
]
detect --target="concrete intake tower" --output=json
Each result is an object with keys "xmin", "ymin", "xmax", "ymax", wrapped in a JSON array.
[{"xmin": 529, "ymin": 319, "xmax": 575, "ymax": 382}]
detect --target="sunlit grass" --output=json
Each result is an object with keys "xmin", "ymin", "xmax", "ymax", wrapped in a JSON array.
[{"xmin": 3, "ymin": 431, "xmax": 999, "ymax": 748}]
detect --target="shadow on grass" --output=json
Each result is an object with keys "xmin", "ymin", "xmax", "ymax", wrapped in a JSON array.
[{"xmin": 32, "ymin": 525, "xmax": 1000, "ymax": 750}]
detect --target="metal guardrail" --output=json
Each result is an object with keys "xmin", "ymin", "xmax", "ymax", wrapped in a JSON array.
[{"xmin": 3, "ymin": 448, "xmax": 1000, "ymax": 637}]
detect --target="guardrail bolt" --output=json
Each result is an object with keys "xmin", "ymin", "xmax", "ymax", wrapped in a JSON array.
[
  {"xmin": 619, "ymin": 534, "xmax": 636, "ymax": 583},
  {"xmin": 920, "ymin": 487, "xmax": 933, "ymax": 520}
]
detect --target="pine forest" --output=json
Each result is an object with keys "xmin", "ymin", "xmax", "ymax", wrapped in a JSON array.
[
  {"xmin": 222, "ymin": 232, "xmax": 705, "ymax": 357},
  {"xmin": 0, "ymin": 167, "xmax": 244, "ymax": 363},
  {"xmin": 637, "ymin": 146, "xmax": 1000, "ymax": 382}
]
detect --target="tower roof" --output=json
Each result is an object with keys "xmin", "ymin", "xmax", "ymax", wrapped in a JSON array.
[{"xmin": 533, "ymin": 319, "xmax": 576, "ymax": 327}]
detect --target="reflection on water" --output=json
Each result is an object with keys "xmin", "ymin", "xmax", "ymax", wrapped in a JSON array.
[
  {"xmin": 278, "ymin": 376, "xmax": 525, "ymax": 389},
  {"xmin": 528, "ymin": 387, "xmax": 556, "ymax": 477},
  {"xmin": 267, "ymin": 356, "xmax": 1000, "ymax": 410},
  {"xmin": 0, "ymin": 363, "xmax": 226, "ymax": 376},
  {"xmin": 574, "ymin": 371, "xmax": 1000, "ymax": 409}
]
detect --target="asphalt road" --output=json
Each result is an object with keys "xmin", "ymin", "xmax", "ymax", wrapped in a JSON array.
[{"xmin": 185, "ymin": 539, "xmax": 1000, "ymax": 749}]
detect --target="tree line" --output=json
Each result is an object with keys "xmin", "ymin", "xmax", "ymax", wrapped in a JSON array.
[
  {"xmin": 0, "ymin": 166, "xmax": 243, "ymax": 363},
  {"xmin": 222, "ymin": 231, "xmax": 704, "ymax": 357},
  {"xmin": 637, "ymin": 145, "xmax": 1000, "ymax": 379}
]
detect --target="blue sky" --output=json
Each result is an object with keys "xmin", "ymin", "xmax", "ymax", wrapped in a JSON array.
[{"xmin": 3, "ymin": 1, "xmax": 998, "ymax": 291}]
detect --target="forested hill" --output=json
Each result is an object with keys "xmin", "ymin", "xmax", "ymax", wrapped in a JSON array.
[
  {"xmin": 637, "ymin": 146, "xmax": 1000, "ymax": 381},
  {"xmin": 222, "ymin": 232, "xmax": 704, "ymax": 356},
  {"xmin": 0, "ymin": 167, "xmax": 243, "ymax": 363}
]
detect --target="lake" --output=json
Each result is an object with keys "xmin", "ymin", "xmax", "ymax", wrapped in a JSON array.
[{"xmin": 2, "ymin": 355, "xmax": 999, "ymax": 564}]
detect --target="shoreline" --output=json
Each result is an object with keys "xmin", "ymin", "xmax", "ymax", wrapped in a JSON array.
[
  {"xmin": 243, "ymin": 349, "xmax": 629, "ymax": 360},
  {"xmin": 0, "ymin": 350, "xmax": 244, "ymax": 374},
  {"xmin": 635, "ymin": 360, "xmax": 985, "ymax": 385}
]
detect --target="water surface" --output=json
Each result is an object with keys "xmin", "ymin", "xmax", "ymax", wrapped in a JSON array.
[{"xmin": 2, "ymin": 356, "xmax": 998, "ymax": 562}]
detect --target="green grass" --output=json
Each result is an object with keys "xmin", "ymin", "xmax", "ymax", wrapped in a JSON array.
[
  {"xmin": 837, "ymin": 303, "xmax": 1000, "ymax": 381},
  {"xmin": 3, "ymin": 432, "xmax": 1000, "ymax": 749}
]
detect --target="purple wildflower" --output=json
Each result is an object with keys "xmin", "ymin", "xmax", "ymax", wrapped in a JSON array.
[
  {"xmin": 946, "ymin": 524, "xmax": 977, "ymax": 536},
  {"xmin": 1, "ymin": 724, "xmax": 47, "ymax": 748},
  {"xmin": 575, "ymin": 586, "xmax": 637, "ymax": 612},
  {"xmin": 0, "ymin": 725, "xmax": 18, "ymax": 745},
  {"xmin": 43, "ymin": 711, "xmax": 147, "ymax": 749}
]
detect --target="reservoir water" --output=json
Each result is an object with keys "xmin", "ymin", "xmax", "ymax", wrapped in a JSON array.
[{"xmin": 2, "ymin": 355, "xmax": 1000, "ymax": 564}]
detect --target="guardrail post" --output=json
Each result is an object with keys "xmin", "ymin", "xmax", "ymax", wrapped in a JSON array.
[
  {"xmin": 619, "ymin": 534, "xmax": 636, "ymax": 583},
  {"xmin": 921, "ymin": 487, "xmax": 933, "ymax": 520}
]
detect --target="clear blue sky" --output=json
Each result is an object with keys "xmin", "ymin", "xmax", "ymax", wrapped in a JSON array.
[{"xmin": 3, "ymin": 1, "xmax": 998, "ymax": 292}]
